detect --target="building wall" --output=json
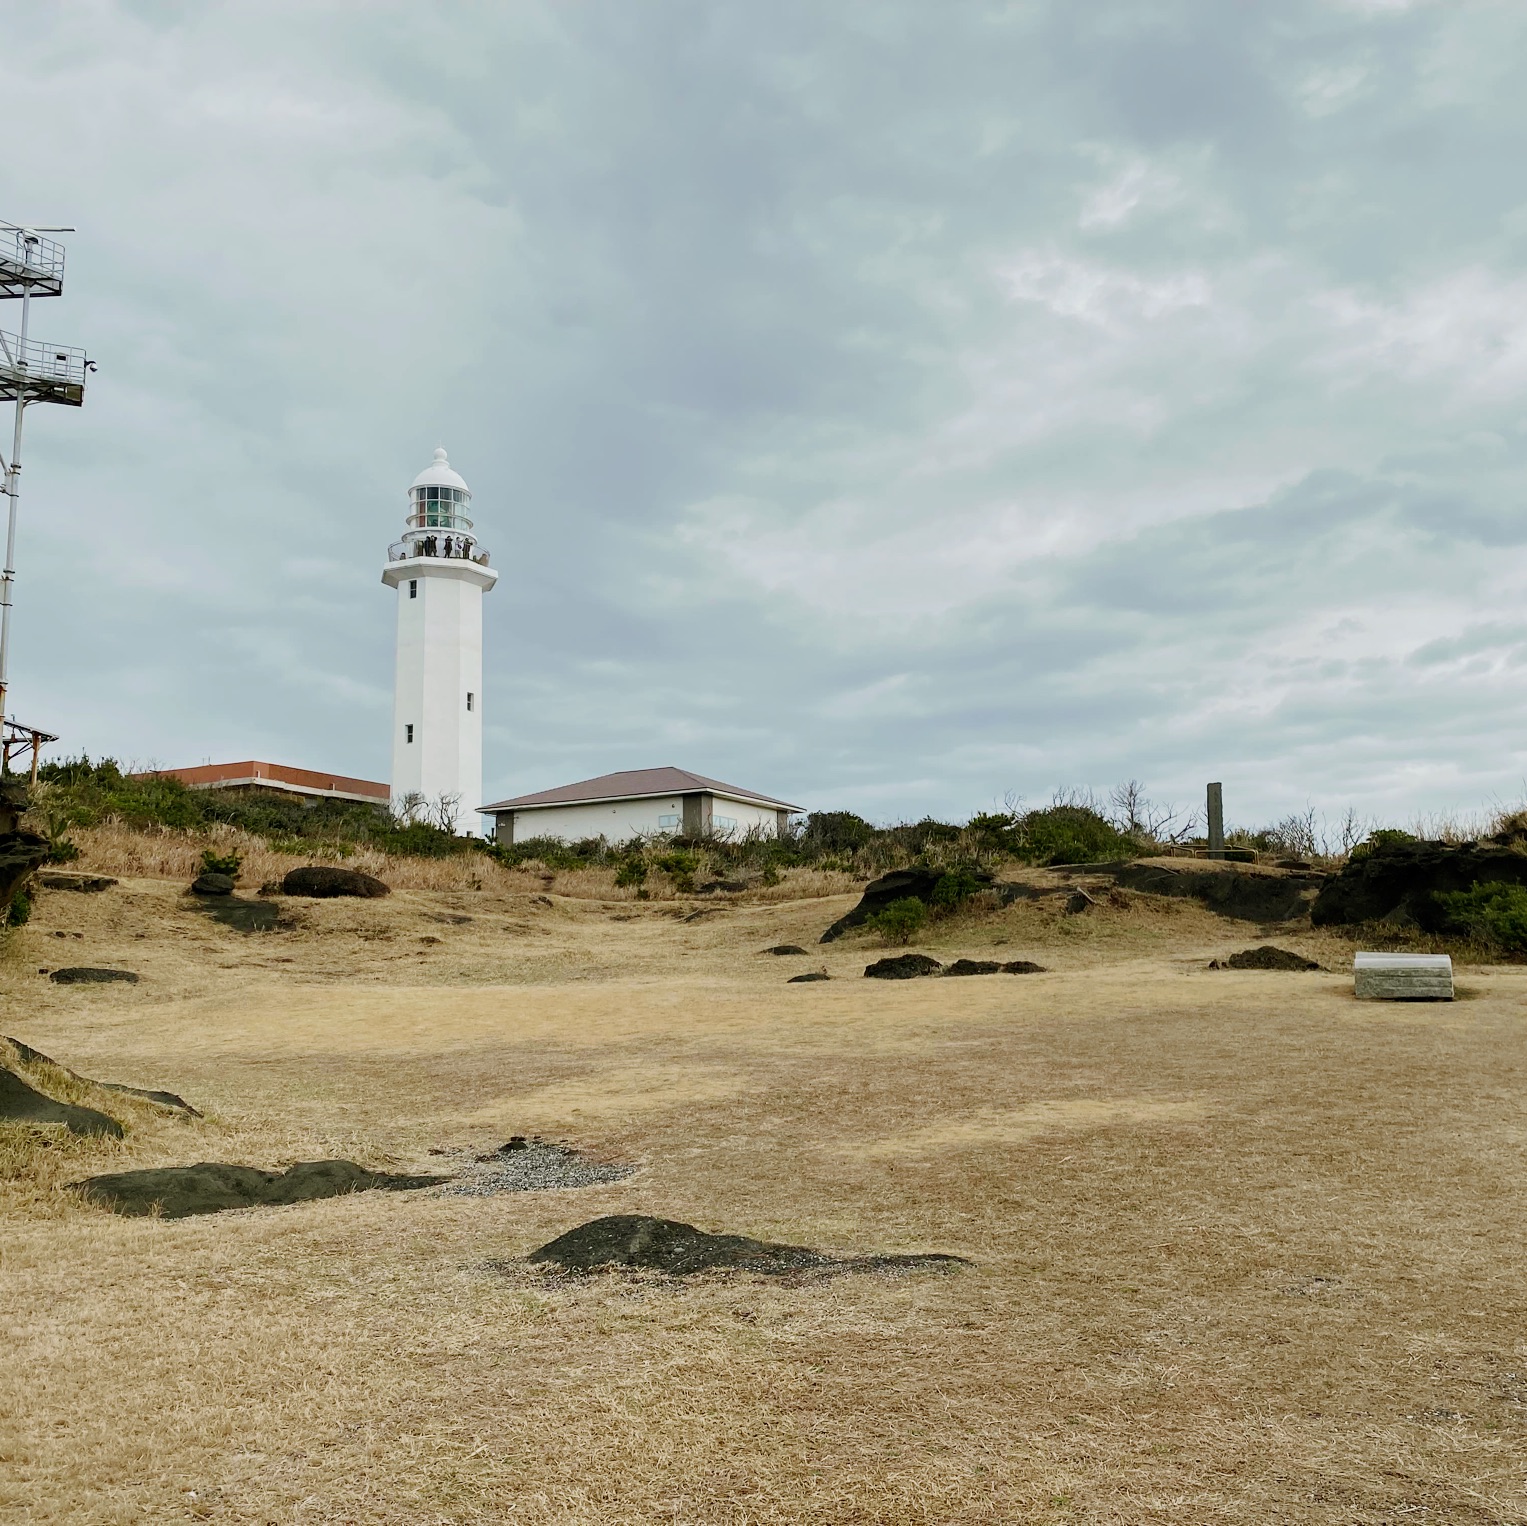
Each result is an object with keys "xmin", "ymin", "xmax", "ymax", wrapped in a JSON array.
[
  {"xmin": 495, "ymin": 793, "xmax": 789, "ymax": 846},
  {"xmin": 390, "ymin": 568, "xmax": 484, "ymax": 833}
]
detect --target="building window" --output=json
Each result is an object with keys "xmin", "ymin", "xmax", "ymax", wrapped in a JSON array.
[
  {"xmin": 466, "ymin": 692, "xmax": 474, "ymax": 712},
  {"xmin": 658, "ymin": 813, "xmax": 680, "ymax": 831},
  {"xmin": 408, "ymin": 580, "xmax": 417, "ymax": 599},
  {"xmin": 405, "ymin": 724, "xmax": 414, "ymax": 743},
  {"xmin": 713, "ymin": 815, "xmax": 738, "ymax": 835}
]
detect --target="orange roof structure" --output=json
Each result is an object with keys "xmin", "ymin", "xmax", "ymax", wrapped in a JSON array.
[{"xmin": 135, "ymin": 761, "xmax": 389, "ymax": 805}]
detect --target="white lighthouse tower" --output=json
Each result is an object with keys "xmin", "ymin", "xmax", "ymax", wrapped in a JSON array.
[{"xmin": 381, "ymin": 447, "xmax": 498, "ymax": 834}]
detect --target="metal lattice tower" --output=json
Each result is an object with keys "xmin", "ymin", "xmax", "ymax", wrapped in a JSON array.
[{"xmin": 0, "ymin": 222, "xmax": 92, "ymax": 772}]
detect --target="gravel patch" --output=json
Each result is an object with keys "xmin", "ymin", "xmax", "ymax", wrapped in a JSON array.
[{"xmin": 443, "ymin": 1138, "xmax": 637, "ymax": 1196}]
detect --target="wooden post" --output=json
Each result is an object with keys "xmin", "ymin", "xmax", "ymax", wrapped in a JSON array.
[{"xmin": 1207, "ymin": 782, "xmax": 1224, "ymax": 860}]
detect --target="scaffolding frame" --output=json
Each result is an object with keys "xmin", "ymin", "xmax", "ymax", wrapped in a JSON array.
[{"xmin": 0, "ymin": 221, "xmax": 88, "ymax": 772}]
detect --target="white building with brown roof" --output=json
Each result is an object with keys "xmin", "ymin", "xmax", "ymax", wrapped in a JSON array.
[{"xmin": 481, "ymin": 767, "xmax": 802, "ymax": 845}]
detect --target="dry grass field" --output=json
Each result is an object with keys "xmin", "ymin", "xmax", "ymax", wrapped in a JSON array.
[{"xmin": 4, "ymin": 859, "xmax": 1527, "ymax": 1524}]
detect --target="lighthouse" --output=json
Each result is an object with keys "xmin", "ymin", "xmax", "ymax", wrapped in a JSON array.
[{"xmin": 381, "ymin": 447, "xmax": 498, "ymax": 834}]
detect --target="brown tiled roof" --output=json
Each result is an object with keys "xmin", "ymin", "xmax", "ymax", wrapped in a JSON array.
[
  {"xmin": 482, "ymin": 767, "xmax": 802, "ymax": 813},
  {"xmin": 134, "ymin": 761, "xmax": 389, "ymax": 802}
]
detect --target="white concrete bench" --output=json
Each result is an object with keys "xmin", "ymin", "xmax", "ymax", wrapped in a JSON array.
[{"xmin": 1353, "ymin": 952, "xmax": 1454, "ymax": 1001}]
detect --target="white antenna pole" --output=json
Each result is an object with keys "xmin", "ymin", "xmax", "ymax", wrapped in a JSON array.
[{"xmin": 0, "ymin": 271, "xmax": 31, "ymax": 734}]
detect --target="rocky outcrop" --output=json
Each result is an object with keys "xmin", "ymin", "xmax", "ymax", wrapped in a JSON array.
[
  {"xmin": 1311, "ymin": 840, "xmax": 1527, "ymax": 930},
  {"xmin": 36, "ymin": 871, "xmax": 117, "ymax": 892},
  {"xmin": 0, "ymin": 1066, "xmax": 123, "ymax": 1137},
  {"xmin": 48, "ymin": 967, "xmax": 138, "ymax": 985},
  {"xmin": 190, "ymin": 872, "xmax": 235, "ymax": 896},
  {"xmin": 1106, "ymin": 862, "xmax": 1326, "ymax": 923},
  {"xmin": 0, "ymin": 829, "xmax": 48, "ymax": 917},
  {"xmin": 1210, "ymin": 946, "xmax": 1321, "ymax": 971},
  {"xmin": 864, "ymin": 953, "xmax": 942, "ymax": 979}
]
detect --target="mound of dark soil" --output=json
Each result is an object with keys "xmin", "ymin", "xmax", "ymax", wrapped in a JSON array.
[
  {"xmin": 0, "ymin": 1067, "xmax": 123, "ymax": 1137},
  {"xmin": 1109, "ymin": 862, "xmax": 1325, "ymax": 923},
  {"xmin": 788, "ymin": 971, "xmax": 830, "ymax": 983},
  {"xmin": 1213, "ymin": 945, "xmax": 1320, "ymax": 971},
  {"xmin": 280, "ymin": 866, "xmax": 390, "ymax": 899},
  {"xmin": 945, "ymin": 959, "xmax": 1003, "ymax": 976},
  {"xmin": 527, "ymin": 1214, "xmax": 971, "ymax": 1279},
  {"xmin": 1311, "ymin": 839, "xmax": 1527, "ymax": 930},
  {"xmin": 821, "ymin": 867, "xmax": 991, "ymax": 943},
  {"xmin": 864, "ymin": 953, "xmax": 942, "ymax": 979},
  {"xmin": 190, "ymin": 872, "xmax": 234, "ymax": 896},
  {"xmin": 1003, "ymin": 960, "xmax": 1047, "ymax": 974},
  {"xmin": 765, "ymin": 944, "xmax": 808, "ymax": 955},
  {"xmin": 74, "ymin": 1159, "xmax": 443, "ymax": 1219},
  {"xmin": 49, "ymin": 967, "xmax": 138, "ymax": 985}
]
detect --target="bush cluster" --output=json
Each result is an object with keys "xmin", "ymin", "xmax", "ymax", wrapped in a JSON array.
[
  {"xmin": 1436, "ymin": 881, "xmax": 1527, "ymax": 953},
  {"xmin": 35, "ymin": 756, "xmax": 473, "ymax": 859}
]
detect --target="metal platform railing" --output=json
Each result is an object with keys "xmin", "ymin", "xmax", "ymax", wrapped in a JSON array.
[
  {"xmin": 388, "ymin": 535, "xmax": 491, "ymax": 566},
  {"xmin": 0, "ymin": 229, "xmax": 65, "ymax": 299},
  {"xmin": 0, "ymin": 332, "xmax": 89, "ymax": 406}
]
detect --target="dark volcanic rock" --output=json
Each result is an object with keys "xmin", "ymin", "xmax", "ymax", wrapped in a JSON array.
[
  {"xmin": 0, "ymin": 829, "xmax": 48, "ymax": 913},
  {"xmin": 2, "ymin": 1035, "xmax": 200, "ymax": 1115},
  {"xmin": 820, "ymin": 866, "xmax": 993, "ymax": 943},
  {"xmin": 1219, "ymin": 945, "xmax": 1320, "ymax": 971},
  {"xmin": 36, "ymin": 871, "xmax": 117, "ymax": 892},
  {"xmin": 281, "ymin": 866, "xmax": 390, "ymax": 899},
  {"xmin": 1111, "ymin": 862, "xmax": 1325, "ymax": 923},
  {"xmin": 195, "ymin": 895, "xmax": 280, "ymax": 932},
  {"xmin": 190, "ymin": 872, "xmax": 235, "ymax": 896},
  {"xmin": 74, "ymin": 1159, "xmax": 443, "ymax": 1219},
  {"xmin": 765, "ymin": 944, "xmax": 809, "ymax": 955},
  {"xmin": 1003, "ymin": 960, "xmax": 1047, "ymax": 974},
  {"xmin": 944, "ymin": 959, "xmax": 1003, "ymax": 976},
  {"xmin": 1311, "ymin": 840, "xmax": 1527, "ymax": 931},
  {"xmin": 49, "ymin": 967, "xmax": 139, "ymax": 985},
  {"xmin": 787, "ymin": 971, "xmax": 830, "ymax": 982},
  {"xmin": 1064, "ymin": 889, "xmax": 1098, "ymax": 914},
  {"xmin": 864, "ymin": 953, "xmax": 942, "ymax": 980},
  {"xmin": 527, "ymin": 1214, "xmax": 971, "ymax": 1279},
  {"xmin": 0, "ymin": 1067, "xmax": 123, "ymax": 1137}
]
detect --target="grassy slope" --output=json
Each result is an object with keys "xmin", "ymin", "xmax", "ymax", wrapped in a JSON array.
[{"xmin": 1, "ymin": 861, "xmax": 1523, "ymax": 1524}]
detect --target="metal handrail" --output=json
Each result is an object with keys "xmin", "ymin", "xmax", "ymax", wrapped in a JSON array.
[
  {"xmin": 388, "ymin": 537, "xmax": 491, "ymax": 566},
  {"xmin": 0, "ymin": 230, "xmax": 64, "ymax": 298},
  {"xmin": 0, "ymin": 332, "xmax": 89, "ymax": 406}
]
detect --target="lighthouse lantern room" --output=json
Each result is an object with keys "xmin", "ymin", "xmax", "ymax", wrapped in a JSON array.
[{"xmin": 381, "ymin": 447, "xmax": 498, "ymax": 833}]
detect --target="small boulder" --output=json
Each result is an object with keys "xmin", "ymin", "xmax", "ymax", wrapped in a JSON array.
[
  {"xmin": 864, "ymin": 954, "xmax": 942, "ymax": 980},
  {"xmin": 788, "ymin": 971, "xmax": 830, "ymax": 983},
  {"xmin": 49, "ymin": 967, "xmax": 139, "ymax": 985},
  {"xmin": 944, "ymin": 959, "xmax": 1003, "ymax": 976},
  {"xmin": 765, "ymin": 944, "xmax": 808, "ymax": 956},
  {"xmin": 1220, "ymin": 945, "xmax": 1320, "ymax": 971},
  {"xmin": 189, "ymin": 872, "xmax": 235, "ymax": 896},
  {"xmin": 1002, "ymin": 960, "xmax": 1047, "ymax": 974},
  {"xmin": 281, "ymin": 866, "xmax": 390, "ymax": 899}
]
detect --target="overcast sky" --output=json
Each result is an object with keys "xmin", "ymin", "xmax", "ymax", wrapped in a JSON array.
[{"xmin": 9, "ymin": 1, "xmax": 1527, "ymax": 831}]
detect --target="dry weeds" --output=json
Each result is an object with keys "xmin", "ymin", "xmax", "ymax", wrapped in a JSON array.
[{"xmin": 3, "ymin": 852, "xmax": 1525, "ymax": 1523}]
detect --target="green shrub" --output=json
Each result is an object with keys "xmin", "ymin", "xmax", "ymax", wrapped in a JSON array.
[
  {"xmin": 614, "ymin": 855, "xmax": 648, "ymax": 889},
  {"xmin": 1436, "ymin": 881, "xmax": 1527, "ymax": 952},
  {"xmin": 868, "ymin": 896, "xmax": 928, "ymax": 945},
  {"xmin": 931, "ymin": 869, "xmax": 982, "ymax": 910},
  {"xmin": 200, "ymin": 847, "xmax": 243, "ymax": 877},
  {"xmin": 7, "ymin": 886, "xmax": 31, "ymax": 927},
  {"xmin": 656, "ymin": 850, "xmax": 698, "ymax": 894},
  {"xmin": 1350, "ymin": 828, "xmax": 1419, "ymax": 861},
  {"xmin": 1014, "ymin": 806, "xmax": 1141, "ymax": 867},
  {"xmin": 801, "ymin": 811, "xmax": 875, "ymax": 854}
]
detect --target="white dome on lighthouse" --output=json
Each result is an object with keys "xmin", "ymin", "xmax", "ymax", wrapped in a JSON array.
[{"xmin": 409, "ymin": 446, "xmax": 470, "ymax": 498}]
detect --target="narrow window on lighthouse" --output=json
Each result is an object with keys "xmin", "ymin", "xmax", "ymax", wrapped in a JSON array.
[
  {"xmin": 409, "ymin": 580, "xmax": 417, "ymax": 599},
  {"xmin": 405, "ymin": 724, "xmax": 414, "ymax": 743},
  {"xmin": 466, "ymin": 692, "xmax": 474, "ymax": 712}
]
